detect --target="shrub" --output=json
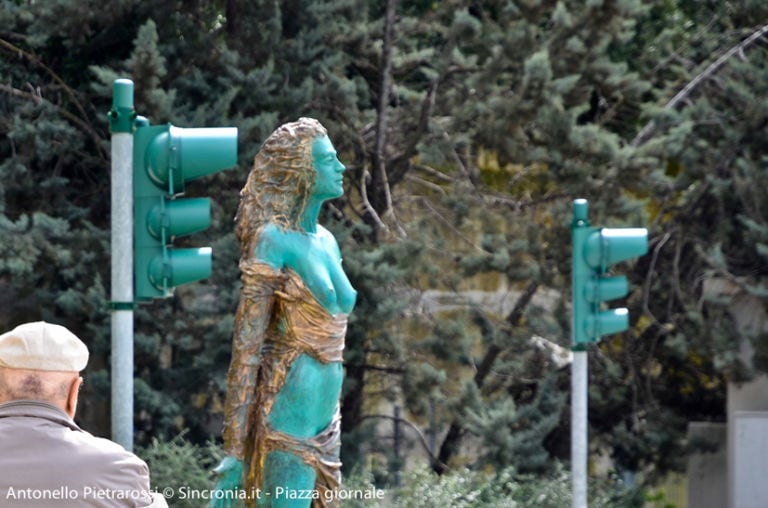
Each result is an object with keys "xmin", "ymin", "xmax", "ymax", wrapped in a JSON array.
[
  {"xmin": 137, "ymin": 436, "xmax": 643, "ymax": 508},
  {"xmin": 137, "ymin": 432, "xmax": 242, "ymax": 508},
  {"xmin": 388, "ymin": 466, "xmax": 643, "ymax": 508}
]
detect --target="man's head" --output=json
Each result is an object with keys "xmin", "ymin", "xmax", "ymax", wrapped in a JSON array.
[{"xmin": 0, "ymin": 321, "xmax": 89, "ymax": 418}]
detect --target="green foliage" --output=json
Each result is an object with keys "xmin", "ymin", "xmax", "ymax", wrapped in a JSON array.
[
  {"xmin": 392, "ymin": 466, "xmax": 643, "ymax": 508},
  {"xmin": 464, "ymin": 375, "xmax": 565, "ymax": 474},
  {"xmin": 137, "ymin": 433, "xmax": 241, "ymax": 508},
  {"xmin": 589, "ymin": 0, "xmax": 768, "ymax": 476},
  {"xmin": 2, "ymin": 0, "xmax": 768, "ymax": 496},
  {"xmin": 137, "ymin": 435, "xmax": 643, "ymax": 508}
]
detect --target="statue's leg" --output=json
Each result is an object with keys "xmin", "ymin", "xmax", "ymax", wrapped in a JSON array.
[{"xmin": 260, "ymin": 450, "xmax": 316, "ymax": 507}]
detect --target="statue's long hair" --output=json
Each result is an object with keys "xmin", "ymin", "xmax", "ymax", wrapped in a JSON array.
[{"xmin": 235, "ymin": 118, "xmax": 328, "ymax": 259}]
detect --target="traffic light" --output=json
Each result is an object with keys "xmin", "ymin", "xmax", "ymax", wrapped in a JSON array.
[
  {"xmin": 571, "ymin": 199, "xmax": 648, "ymax": 344},
  {"xmin": 134, "ymin": 122, "xmax": 238, "ymax": 300}
]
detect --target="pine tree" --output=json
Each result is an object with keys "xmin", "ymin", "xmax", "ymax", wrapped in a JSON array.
[
  {"xmin": 5, "ymin": 0, "xmax": 768, "ymax": 486},
  {"xmin": 592, "ymin": 1, "xmax": 768, "ymax": 474}
]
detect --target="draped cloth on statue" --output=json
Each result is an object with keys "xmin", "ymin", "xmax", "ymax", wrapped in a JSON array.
[{"xmin": 226, "ymin": 259, "xmax": 347, "ymax": 507}]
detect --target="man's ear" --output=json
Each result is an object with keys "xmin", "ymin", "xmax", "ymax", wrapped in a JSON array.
[{"xmin": 65, "ymin": 376, "xmax": 83, "ymax": 419}]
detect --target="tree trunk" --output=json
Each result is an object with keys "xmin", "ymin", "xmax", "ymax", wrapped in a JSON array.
[
  {"xmin": 366, "ymin": 0, "xmax": 398, "ymax": 233},
  {"xmin": 433, "ymin": 281, "xmax": 540, "ymax": 474}
]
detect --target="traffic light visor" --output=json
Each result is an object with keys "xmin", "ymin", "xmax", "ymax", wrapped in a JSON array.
[
  {"xmin": 146, "ymin": 198, "xmax": 212, "ymax": 240},
  {"xmin": 584, "ymin": 228, "xmax": 648, "ymax": 271},
  {"xmin": 586, "ymin": 308, "xmax": 629, "ymax": 338},
  {"xmin": 148, "ymin": 247, "xmax": 212, "ymax": 291},
  {"xmin": 144, "ymin": 126, "xmax": 238, "ymax": 194}
]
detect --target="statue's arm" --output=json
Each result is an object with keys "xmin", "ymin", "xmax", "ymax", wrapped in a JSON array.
[
  {"xmin": 221, "ymin": 273, "xmax": 276, "ymax": 459},
  {"xmin": 212, "ymin": 259, "xmax": 280, "ymax": 507},
  {"xmin": 223, "ymin": 228, "xmax": 286, "ymax": 459}
]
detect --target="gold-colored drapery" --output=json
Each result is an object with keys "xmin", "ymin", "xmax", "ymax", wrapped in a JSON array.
[{"xmin": 224, "ymin": 260, "xmax": 347, "ymax": 507}]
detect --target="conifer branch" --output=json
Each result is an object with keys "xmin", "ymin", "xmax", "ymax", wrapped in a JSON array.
[
  {"xmin": 434, "ymin": 280, "xmax": 540, "ymax": 474},
  {"xmin": 345, "ymin": 363, "xmax": 405, "ymax": 374},
  {"xmin": 632, "ymin": 22, "xmax": 768, "ymax": 147},
  {"xmin": 0, "ymin": 38, "xmax": 107, "ymax": 159},
  {"xmin": 474, "ymin": 281, "xmax": 540, "ymax": 388},
  {"xmin": 415, "ymin": 197, "xmax": 485, "ymax": 252},
  {"xmin": 0, "ymin": 83, "xmax": 99, "ymax": 147}
]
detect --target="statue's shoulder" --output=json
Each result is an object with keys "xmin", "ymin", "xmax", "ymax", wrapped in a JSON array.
[
  {"xmin": 259, "ymin": 222, "xmax": 283, "ymax": 240},
  {"xmin": 254, "ymin": 223, "xmax": 291, "ymax": 267}
]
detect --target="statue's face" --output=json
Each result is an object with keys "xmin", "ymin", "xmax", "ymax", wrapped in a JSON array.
[{"xmin": 310, "ymin": 135, "xmax": 346, "ymax": 200}]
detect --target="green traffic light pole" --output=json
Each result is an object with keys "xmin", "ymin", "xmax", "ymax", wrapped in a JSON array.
[
  {"xmin": 571, "ymin": 199, "xmax": 590, "ymax": 508},
  {"xmin": 109, "ymin": 79, "xmax": 238, "ymax": 450},
  {"xmin": 571, "ymin": 199, "xmax": 648, "ymax": 507},
  {"xmin": 108, "ymin": 78, "xmax": 136, "ymax": 451}
]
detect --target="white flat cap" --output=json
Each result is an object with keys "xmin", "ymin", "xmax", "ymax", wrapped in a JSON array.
[{"xmin": 0, "ymin": 321, "xmax": 89, "ymax": 372}]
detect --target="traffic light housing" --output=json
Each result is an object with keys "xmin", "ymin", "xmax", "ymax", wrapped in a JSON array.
[
  {"xmin": 571, "ymin": 199, "xmax": 648, "ymax": 344},
  {"xmin": 134, "ymin": 123, "xmax": 238, "ymax": 300}
]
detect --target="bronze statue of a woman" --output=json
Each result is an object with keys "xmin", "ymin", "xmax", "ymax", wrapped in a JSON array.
[{"xmin": 213, "ymin": 118, "xmax": 356, "ymax": 508}]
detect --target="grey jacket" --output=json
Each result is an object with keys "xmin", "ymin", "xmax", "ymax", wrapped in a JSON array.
[{"xmin": 0, "ymin": 400, "xmax": 167, "ymax": 507}]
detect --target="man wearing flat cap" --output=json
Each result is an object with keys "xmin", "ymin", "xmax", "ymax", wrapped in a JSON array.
[{"xmin": 0, "ymin": 321, "xmax": 168, "ymax": 507}]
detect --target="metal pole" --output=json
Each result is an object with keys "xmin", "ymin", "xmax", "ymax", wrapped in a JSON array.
[
  {"xmin": 428, "ymin": 397, "xmax": 436, "ymax": 462},
  {"xmin": 572, "ymin": 348, "xmax": 588, "ymax": 508},
  {"xmin": 393, "ymin": 405, "xmax": 402, "ymax": 486},
  {"xmin": 571, "ymin": 198, "xmax": 589, "ymax": 508},
  {"xmin": 109, "ymin": 79, "xmax": 135, "ymax": 451}
]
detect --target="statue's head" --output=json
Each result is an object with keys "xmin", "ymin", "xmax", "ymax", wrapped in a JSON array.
[{"xmin": 236, "ymin": 118, "xmax": 330, "ymax": 253}]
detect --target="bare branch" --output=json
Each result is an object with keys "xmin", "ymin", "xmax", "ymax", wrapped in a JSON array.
[
  {"xmin": 360, "ymin": 167, "xmax": 390, "ymax": 233},
  {"xmin": 361, "ymin": 412, "xmax": 449, "ymax": 473},
  {"xmin": 0, "ymin": 38, "xmax": 107, "ymax": 159},
  {"xmin": 414, "ymin": 197, "xmax": 485, "ymax": 252},
  {"xmin": 632, "ymin": 23, "xmax": 768, "ymax": 147},
  {"xmin": 0, "ymin": 83, "xmax": 100, "ymax": 145}
]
